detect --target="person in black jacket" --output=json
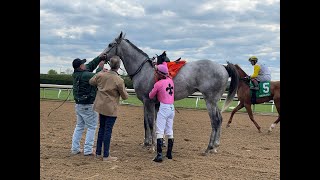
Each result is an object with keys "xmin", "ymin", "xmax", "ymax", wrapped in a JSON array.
[{"xmin": 70, "ymin": 53, "xmax": 106, "ymax": 156}]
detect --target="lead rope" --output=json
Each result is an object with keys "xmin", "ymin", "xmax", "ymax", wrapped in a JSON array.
[{"xmin": 47, "ymin": 90, "xmax": 72, "ymax": 117}]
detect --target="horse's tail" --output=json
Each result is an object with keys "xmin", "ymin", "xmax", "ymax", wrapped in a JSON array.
[{"xmin": 221, "ymin": 61, "xmax": 239, "ymax": 112}]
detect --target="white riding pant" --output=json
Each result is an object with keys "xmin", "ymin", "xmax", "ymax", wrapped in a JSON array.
[{"xmin": 156, "ymin": 103, "xmax": 175, "ymax": 139}]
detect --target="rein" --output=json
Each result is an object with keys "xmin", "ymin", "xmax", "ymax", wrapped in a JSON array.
[
  {"xmin": 239, "ymin": 76, "xmax": 250, "ymax": 86},
  {"xmin": 110, "ymin": 39, "xmax": 154, "ymax": 79},
  {"xmin": 127, "ymin": 58, "xmax": 153, "ymax": 79}
]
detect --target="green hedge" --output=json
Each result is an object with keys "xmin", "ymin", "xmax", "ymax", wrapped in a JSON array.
[
  {"xmin": 40, "ymin": 74, "xmax": 73, "ymax": 85},
  {"xmin": 40, "ymin": 74, "xmax": 134, "ymax": 88},
  {"xmin": 121, "ymin": 75, "xmax": 133, "ymax": 89}
]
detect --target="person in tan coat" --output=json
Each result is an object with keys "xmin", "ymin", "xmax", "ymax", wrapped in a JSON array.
[{"xmin": 89, "ymin": 55, "xmax": 129, "ymax": 162}]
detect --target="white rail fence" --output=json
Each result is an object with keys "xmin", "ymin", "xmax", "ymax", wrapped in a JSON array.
[{"xmin": 40, "ymin": 84, "xmax": 275, "ymax": 112}]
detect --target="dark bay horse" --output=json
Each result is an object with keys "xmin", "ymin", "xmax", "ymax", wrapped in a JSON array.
[
  {"xmin": 101, "ymin": 32, "xmax": 239, "ymax": 154},
  {"xmin": 226, "ymin": 64, "xmax": 280, "ymax": 133}
]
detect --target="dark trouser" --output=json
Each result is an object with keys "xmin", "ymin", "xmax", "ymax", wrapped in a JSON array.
[
  {"xmin": 252, "ymin": 79, "xmax": 259, "ymax": 86},
  {"xmin": 95, "ymin": 114, "xmax": 117, "ymax": 157}
]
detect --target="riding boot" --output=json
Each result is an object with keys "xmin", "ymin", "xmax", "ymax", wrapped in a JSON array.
[
  {"xmin": 166, "ymin": 138, "xmax": 174, "ymax": 159},
  {"xmin": 250, "ymin": 79, "xmax": 259, "ymax": 90},
  {"xmin": 153, "ymin": 138, "xmax": 163, "ymax": 162}
]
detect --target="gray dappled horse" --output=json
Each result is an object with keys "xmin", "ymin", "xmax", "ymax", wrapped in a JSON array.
[{"xmin": 101, "ymin": 32, "xmax": 239, "ymax": 154}]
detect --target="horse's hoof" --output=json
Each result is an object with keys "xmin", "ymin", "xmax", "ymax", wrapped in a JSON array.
[
  {"xmin": 210, "ymin": 148, "xmax": 218, "ymax": 154},
  {"xmin": 226, "ymin": 124, "xmax": 230, "ymax": 128}
]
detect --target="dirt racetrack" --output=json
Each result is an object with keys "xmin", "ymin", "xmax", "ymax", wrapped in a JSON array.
[{"xmin": 40, "ymin": 100, "xmax": 280, "ymax": 180}]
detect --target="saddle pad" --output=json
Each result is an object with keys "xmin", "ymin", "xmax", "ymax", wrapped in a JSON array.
[{"xmin": 166, "ymin": 61, "xmax": 186, "ymax": 78}]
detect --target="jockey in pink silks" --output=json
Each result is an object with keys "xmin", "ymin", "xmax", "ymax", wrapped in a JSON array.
[{"xmin": 149, "ymin": 64, "xmax": 175, "ymax": 162}]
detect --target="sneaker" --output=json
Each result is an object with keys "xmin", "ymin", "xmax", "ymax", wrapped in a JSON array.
[
  {"xmin": 103, "ymin": 156, "xmax": 118, "ymax": 162},
  {"xmin": 71, "ymin": 149, "xmax": 83, "ymax": 155},
  {"xmin": 84, "ymin": 153, "xmax": 95, "ymax": 156},
  {"xmin": 84, "ymin": 148, "xmax": 96, "ymax": 156}
]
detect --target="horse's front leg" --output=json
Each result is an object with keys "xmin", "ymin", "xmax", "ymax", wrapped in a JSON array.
[
  {"xmin": 244, "ymin": 103, "xmax": 261, "ymax": 132},
  {"xmin": 143, "ymin": 100, "xmax": 156, "ymax": 148},
  {"xmin": 226, "ymin": 102, "xmax": 244, "ymax": 128}
]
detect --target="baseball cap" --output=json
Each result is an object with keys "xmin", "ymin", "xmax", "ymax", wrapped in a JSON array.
[{"xmin": 72, "ymin": 58, "xmax": 86, "ymax": 69}]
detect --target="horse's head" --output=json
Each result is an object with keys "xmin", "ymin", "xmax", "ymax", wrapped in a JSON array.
[
  {"xmin": 100, "ymin": 32, "xmax": 152, "ymax": 79},
  {"xmin": 100, "ymin": 31, "xmax": 126, "ymax": 61},
  {"xmin": 156, "ymin": 51, "xmax": 170, "ymax": 65}
]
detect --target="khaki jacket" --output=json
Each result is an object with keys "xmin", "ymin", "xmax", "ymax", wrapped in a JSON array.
[{"xmin": 89, "ymin": 70, "xmax": 129, "ymax": 117}]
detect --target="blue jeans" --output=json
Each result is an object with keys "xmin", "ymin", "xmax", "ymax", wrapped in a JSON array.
[
  {"xmin": 71, "ymin": 104, "xmax": 98, "ymax": 155},
  {"xmin": 95, "ymin": 114, "xmax": 117, "ymax": 157}
]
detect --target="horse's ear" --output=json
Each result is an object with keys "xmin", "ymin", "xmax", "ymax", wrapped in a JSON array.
[
  {"xmin": 161, "ymin": 51, "xmax": 166, "ymax": 56},
  {"xmin": 119, "ymin": 31, "xmax": 123, "ymax": 39}
]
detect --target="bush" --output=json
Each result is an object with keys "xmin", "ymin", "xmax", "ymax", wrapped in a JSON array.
[
  {"xmin": 40, "ymin": 74, "xmax": 134, "ymax": 88},
  {"xmin": 121, "ymin": 75, "xmax": 133, "ymax": 89},
  {"xmin": 40, "ymin": 74, "xmax": 73, "ymax": 85}
]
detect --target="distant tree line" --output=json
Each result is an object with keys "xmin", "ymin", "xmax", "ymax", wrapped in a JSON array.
[{"xmin": 41, "ymin": 69, "xmax": 134, "ymax": 88}]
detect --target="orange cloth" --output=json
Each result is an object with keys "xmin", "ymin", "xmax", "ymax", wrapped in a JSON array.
[{"xmin": 166, "ymin": 61, "xmax": 186, "ymax": 78}]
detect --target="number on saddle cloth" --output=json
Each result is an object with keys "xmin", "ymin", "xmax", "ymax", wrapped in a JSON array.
[{"xmin": 250, "ymin": 81, "xmax": 271, "ymax": 98}]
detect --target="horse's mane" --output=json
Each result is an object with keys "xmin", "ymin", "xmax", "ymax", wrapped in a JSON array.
[
  {"xmin": 234, "ymin": 64, "xmax": 248, "ymax": 77},
  {"xmin": 124, "ymin": 39, "xmax": 150, "ymax": 58}
]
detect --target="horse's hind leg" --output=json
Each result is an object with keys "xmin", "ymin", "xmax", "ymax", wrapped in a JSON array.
[
  {"xmin": 268, "ymin": 117, "xmax": 280, "ymax": 133},
  {"xmin": 244, "ymin": 103, "xmax": 261, "ymax": 132},
  {"xmin": 269, "ymin": 100, "xmax": 280, "ymax": 133},
  {"xmin": 226, "ymin": 102, "xmax": 244, "ymax": 128},
  {"xmin": 204, "ymin": 100, "xmax": 222, "ymax": 155}
]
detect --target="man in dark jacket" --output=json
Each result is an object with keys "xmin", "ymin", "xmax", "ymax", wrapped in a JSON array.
[{"xmin": 71, "ymin": 53, "xmax": 107, "ymax": 156}]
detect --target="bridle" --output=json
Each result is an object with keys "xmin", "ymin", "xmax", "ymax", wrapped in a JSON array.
[{"xmin": 106, "ymin": 38, "xmax": 153, "ymax": 79}]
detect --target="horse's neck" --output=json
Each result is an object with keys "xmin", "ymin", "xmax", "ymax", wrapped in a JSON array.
[
  {"xmin": 239, "ymin": 70, "xmax": 247, "ymax": 77},
  {"xmin": 120, "ymin": 44, "xmax": 149, "ymax": 76},
  {"xmin": 119, "ymin": 41, "xmax": 155, "ymax": 90},
  {"xmin": 239, "ymin": 79, "xmax": 248, "ymax": 88}
]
